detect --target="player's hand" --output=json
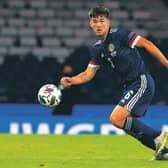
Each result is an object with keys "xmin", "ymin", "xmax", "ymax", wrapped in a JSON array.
[{"xmin": 60, "ymin": 77, "xmax": 73, "ymax": 88}]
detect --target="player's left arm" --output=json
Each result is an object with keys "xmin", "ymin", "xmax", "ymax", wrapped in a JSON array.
[{"xmin": 136, "ymin": 37, "xmax": 168, "ymax": 68}]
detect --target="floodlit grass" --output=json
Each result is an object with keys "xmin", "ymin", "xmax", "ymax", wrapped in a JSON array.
[{"xmin": 0, "ymin": 134, "xmax": 168, "ymax": 168}]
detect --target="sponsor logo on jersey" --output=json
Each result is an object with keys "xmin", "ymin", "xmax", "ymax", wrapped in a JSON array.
[
  {"xmin": 110, "ymin": 51, "xmax": 117, "ymax": 57},
  {"xmin": 109, "ymin": 28, "xmax": 118, "ymax": 34}
]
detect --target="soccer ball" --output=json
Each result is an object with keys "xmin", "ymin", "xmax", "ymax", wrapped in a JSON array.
[{"xmin": 38, "ymin": 84, "xmax": 62, "ymax": 107}]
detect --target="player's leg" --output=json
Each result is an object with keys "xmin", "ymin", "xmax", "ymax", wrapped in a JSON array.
[
  {"xmin": 109, "ymin": 105, "xmax": 130, "ymax": 128},
  {"xmin": 110, "ymin": 74, "xmax": 168, "ymax": 159},
  {"xmin": 110, "ymin": 106, "xmax": 168, "ymax": 159},
  {"xmin": 110, "ymin": 105, "xmax": 161, "ymax": 150},
  {"xmin": 152, "ymin": 131, "xmax": 168, "ymax": 160},
  {"xmin": 126, "ymin": 74, "xmax": 168, "ymax": 159}
]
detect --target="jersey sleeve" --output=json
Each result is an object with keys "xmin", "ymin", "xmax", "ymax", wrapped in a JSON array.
[
  {"xmin": 117, "ymin": 27, "xmax": 141, "ymax": 48},
  {"xmin": 88, "ymin": 44, "xmax": 101, "ymax": 69}
]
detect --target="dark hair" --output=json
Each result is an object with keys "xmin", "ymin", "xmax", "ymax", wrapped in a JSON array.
[{"xmin": 88, "ymin": 6, "xmax": 110, "ymax": 19}]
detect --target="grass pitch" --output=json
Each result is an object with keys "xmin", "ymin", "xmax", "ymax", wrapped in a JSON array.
[{"xmin": 0, "ymin": 135, "xmax": 168, "ymax": 168}]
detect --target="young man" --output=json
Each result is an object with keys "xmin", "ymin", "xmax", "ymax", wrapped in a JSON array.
[{"xmin": 60, "ymin": 6, "xmax": 168, "ymax": 160}]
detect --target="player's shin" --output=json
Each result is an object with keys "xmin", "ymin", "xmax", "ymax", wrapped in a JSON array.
[{"xmin": 123, "ymin": 117, "xmax": 160, "ymax": 150}]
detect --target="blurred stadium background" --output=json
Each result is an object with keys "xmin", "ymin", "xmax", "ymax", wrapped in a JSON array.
[{"xmin": 0, "ymin": 0, "xmax": 167, "ymax": 134}]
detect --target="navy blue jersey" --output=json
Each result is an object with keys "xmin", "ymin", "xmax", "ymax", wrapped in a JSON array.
[{"xmin": 88, "ymin": 27, "xmax": 148, "ymax": 84}]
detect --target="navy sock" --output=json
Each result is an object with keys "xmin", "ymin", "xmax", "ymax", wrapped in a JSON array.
[
  {"xmin": 124, "ymin": 117, "xmax": 160, "ymax": 150},
  {"xmin": 162, "ymin": 147, "xmax": 168, "ymax": 154}
]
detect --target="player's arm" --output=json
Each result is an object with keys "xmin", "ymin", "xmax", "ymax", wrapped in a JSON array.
[
  {"xmin": 136, "ymin": 37, "xmax": 168, "ymax": 68},
  {"xmin": 60, "ymin": 66, "xmax": 97, "ymax": 88}
]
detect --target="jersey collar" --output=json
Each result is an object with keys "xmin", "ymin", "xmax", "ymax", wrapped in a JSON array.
[{"xmin": 102, "ymin": 27, "xmax": 111, "ymax": 44}]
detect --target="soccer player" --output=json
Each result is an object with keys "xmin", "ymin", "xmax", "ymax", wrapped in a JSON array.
[{"xmin": 60, "ymin": 6, "xmax": 168, "ymax": 160}]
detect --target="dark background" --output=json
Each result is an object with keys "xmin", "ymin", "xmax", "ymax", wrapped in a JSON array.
[{"xmin": 0, "ymin": 0, "xmax": 167, "ymax": 115}]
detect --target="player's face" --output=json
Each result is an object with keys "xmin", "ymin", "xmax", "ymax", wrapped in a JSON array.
[{"xmin": 90, "ymin": 15, "xmax": 110, "ymax": 40}]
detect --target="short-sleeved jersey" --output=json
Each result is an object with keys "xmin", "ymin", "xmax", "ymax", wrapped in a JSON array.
[{"xmin": 88, "ymin": 27, "xmax": 148, "ymax": 84}]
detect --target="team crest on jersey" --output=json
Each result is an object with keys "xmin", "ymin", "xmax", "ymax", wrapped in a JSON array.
[{"xmin": 108, "ymin": 43, "xmax": 115, "ymax": 52}]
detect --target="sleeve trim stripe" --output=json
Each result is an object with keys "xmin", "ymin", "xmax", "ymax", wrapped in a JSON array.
[
  {"xmin": 88, "ymin": 64, "xmax": 100, "ymax": 68},
  {"xmin": 131, "ymin": 35, "xmax": 141, "ymax": 48},
  {"xmin": 89, "ymin": 61, "xmax": 99, "ymax": 65},
  {"xmin": 129, "ymin": 34, "xmax": 138, "ymax": 47},
  {"xmin": 129, "ymin": 35, "xmax": 141, "ymax": 48}
]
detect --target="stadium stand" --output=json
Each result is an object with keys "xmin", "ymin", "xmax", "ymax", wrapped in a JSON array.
[{"xmin": 0, "ymin": 0, "xmax": 167, "ymax": 108}]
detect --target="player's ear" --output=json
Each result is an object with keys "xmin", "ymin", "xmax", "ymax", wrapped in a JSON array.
[{"xmin": 89, "ymin": 19, "xmax": 93, "ymax": 29}]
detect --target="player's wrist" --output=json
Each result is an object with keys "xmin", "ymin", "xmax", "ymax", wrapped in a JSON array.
[{"xmin": 70, "ymin": 77, "xmax": 76, "ymax": 85}]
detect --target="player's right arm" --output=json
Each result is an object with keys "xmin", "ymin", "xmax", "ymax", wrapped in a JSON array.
[
  {"xmin": 60, "ymin": 66, "xmax": 97, "ymax": 88},
  {"xmin": 135, "ymin": 37, "xmax": 168, "ymax": 68}
]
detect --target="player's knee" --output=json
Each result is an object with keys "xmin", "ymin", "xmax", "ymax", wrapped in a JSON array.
[
  {"xmin": 109, "ymin": 114, "xmax": 122, "ymax": 128},
  {"xmin": 109, "ymin": 114, "xmax": 115, "ymax": 125},
  {"xmin": 109, "ymin": 105, "xmax": 130, "ymax": 128}
]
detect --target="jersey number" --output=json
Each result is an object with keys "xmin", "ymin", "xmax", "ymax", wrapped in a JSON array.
[{"xmin": 124, "ymin": 90, "xmax": 134, "ymax": 100}]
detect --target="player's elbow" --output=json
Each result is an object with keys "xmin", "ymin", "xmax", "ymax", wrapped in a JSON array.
[
  {"xmin": 84, "ymin": 70, "xmax": 96, "ymax": 82},
  {"xmin": 86, "ymin": 73, "xmax": 95, "ymax": 81}
]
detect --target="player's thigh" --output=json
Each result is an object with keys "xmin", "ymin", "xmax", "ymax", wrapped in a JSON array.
[
  {"xmin": 109, "ymin": 105, "xmax": 130, "ymax": 128},
  {"xmin": 118, "ymin": 74, "xmax": 155, "ymax": 117}
]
